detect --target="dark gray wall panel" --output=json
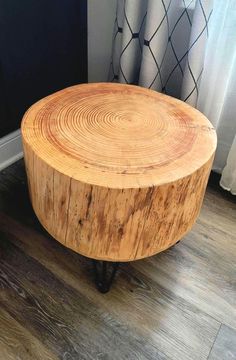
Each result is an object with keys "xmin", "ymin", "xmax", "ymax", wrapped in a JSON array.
[{"xmin": 0, "ymin": 0, "xmax": 87, "ymax": 137}]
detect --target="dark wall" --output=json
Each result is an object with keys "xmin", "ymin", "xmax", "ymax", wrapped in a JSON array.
[{"xmin": 0, "ymin": 0, "xmax": 87, "ymax": 137}]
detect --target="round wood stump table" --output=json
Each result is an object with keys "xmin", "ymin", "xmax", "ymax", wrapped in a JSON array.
[{"xmin": 21, "ymin": 83, "xmax": 217, "ymax": 292}]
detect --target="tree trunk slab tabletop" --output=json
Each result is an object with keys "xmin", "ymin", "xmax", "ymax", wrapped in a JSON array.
[{"xmin": 21, "ymin": 83, "xmax": 217, "ymax": 263}]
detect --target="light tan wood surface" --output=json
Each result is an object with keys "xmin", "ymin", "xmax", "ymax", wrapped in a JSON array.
[{"xmin": 21, "ymin": 83, "xmax": 217, "ymax": 261}]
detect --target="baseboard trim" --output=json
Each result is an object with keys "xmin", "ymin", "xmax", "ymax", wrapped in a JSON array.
[{"xmin": 0, "ymin": 129, "xmax": 23, "ymax": 171}]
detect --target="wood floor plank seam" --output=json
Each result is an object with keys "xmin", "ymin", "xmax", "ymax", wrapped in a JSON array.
[{"xmin": 206, "ymin": 324, "xmax": 222, "ymax": 360}]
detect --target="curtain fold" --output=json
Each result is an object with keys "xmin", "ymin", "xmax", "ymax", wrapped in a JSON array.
[
  {"xmin": 109, "ymin": 0, "xmax": 236, "ymax": 194},
  {"xmin": 221, "ymin": 137, "xmax": 236, "ymax": 195},
  {"xmin": 197, "ymin": 0, "xmax": 236, "ymax": 194}
]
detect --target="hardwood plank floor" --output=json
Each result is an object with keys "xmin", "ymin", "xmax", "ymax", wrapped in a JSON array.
[{"xmin": 0, "ymin": 160, "xmax": 235, "ymax": 360}]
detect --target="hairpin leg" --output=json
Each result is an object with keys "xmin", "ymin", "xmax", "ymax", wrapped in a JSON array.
[{"xmin": 92, "ymin": 260, "xmax": 119, "ymax": 293}]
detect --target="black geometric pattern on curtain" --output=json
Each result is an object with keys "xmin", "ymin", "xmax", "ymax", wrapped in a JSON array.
[{"xmin": 109, "ymin": 0, "xmax": 213, "ymax": 106}]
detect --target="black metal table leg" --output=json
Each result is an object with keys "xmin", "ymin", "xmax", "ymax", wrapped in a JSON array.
[{"xmin": 92, "ymin": 260, "xmax": 119, "ymax": 293}]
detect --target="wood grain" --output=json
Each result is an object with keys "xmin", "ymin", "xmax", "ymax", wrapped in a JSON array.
[
  {"xmin": 0, "ymin": 232, "xmax": 167, "ymax": 360},
  {"xmin": 21, "ymin": 83, "xmax": 216, "ymax": 261},
  {"xmin": 0, "ymin": 308, "xmax": 57, "ymax": 360}
]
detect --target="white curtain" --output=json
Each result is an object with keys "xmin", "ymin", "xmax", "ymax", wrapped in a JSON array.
[
  {"xmin": 197, "ymin": 0, "xmax": 236, "ymax": 194},
  {"xmin": 109, "ymin": 0, "xmax": 213, "ymax": 106},
  {"xmin": 109, "ymin": 0, "xmax": 236, "ymax": 193}
]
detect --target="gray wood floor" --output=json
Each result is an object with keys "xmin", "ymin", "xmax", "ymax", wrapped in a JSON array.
[{"xmin": 0, "ymin": 160, "xmax": 235, "ymax": 360}]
